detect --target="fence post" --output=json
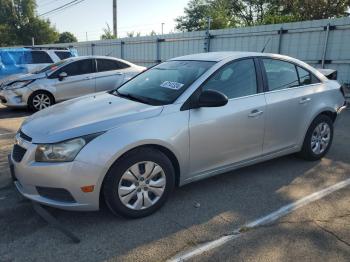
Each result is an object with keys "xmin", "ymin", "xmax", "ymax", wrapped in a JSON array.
[
  {"xmin": 277, "ymin": 27, "xmax": 288, "ymax": 54},
  {"xmin": 321, "ymin": 23, "xmax": 331, "ymax": 69},
  {"xmin": 120, "ymin": 41, "xmax": 125, "ymax": 59},
  {"xmin": 91, "ymin": 43, "xmax": 95, "ymax": 55},
  {"xmin": 156, "ymin": 38, "xmax": 164, "ymax": 63}
]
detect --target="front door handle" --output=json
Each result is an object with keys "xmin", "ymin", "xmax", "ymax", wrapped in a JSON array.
[
  {"xmin": 248, "ymin": 109, "xmax": 264, "ymax": 118},
  {"xmin": 299, "ymin": 97, "xmax": 311, "ymax": 104}
]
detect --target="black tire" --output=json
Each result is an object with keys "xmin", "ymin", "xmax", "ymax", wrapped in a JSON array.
[
  {"xmin": 298, "ymin": 114, "xmax": 334, "ymax": 161},
  {"xmin": 103, "ymin": 147, "xmax": 175, "ymax": 218},
  {"xmin": 28, "ymin": 91, "xmax": 55, "ymax": 112}
]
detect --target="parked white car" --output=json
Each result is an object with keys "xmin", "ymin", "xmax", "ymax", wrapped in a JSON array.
[
  {"xmin": 0, "ymin": 56, "xmax": 146, "ymax": 111},
  {"xmin": 0, "ymin": 47, "xmax": 76, "ymax": 84}
]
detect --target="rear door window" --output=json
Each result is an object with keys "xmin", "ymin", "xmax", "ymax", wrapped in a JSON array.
[
  {"xmin": 97, "ymin": 59, "xmax": 130, "ymax": 72},
  {"xmin": 55, "ymin": 51, "xmax": 73, "ymax": 60},
  {"xmin": 262, "ymin": 59, "xmax": 299, "ymax": 91}
]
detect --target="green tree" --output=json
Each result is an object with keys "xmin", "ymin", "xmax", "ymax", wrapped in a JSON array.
[
  {"xmin": 0, "ymin": 0, "xmax": 59, "ymax": 46},
  {"xmin": 126, "ymin": 31, "xmax": 135, "ymax": 37},
  {"xmin": 100, "ymin": 23, "xmax": 115, "ymax": 40},
  {"xmin": 56, "ymin": 31, "xmax": 77, "ymax": 43},
  {"xmin": 278, "ymin": 0, "xmax": 350, "ymax": 21},
  {"xmin": 175, "ymin": 0, "xmax": 350, "ymax": 30},
  {"xmin": 175, "ymin": 0, "xmax": 210, "ymax": 31}
]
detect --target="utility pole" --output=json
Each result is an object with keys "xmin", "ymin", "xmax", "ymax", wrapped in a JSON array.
[
  {"xmin": 161, "ymin": 23, "xmax": 165, "ymax": 35},
  {"xmin": 113, "ymin": 0, "xmax": 117, "ymax": 38},
  {"xmin": 204, "ymin": 17, "xmax": 212, "ymax": 52},
  {"xmin": 85, "ymin": 32, "xmax": 88, "ymax": 41}
]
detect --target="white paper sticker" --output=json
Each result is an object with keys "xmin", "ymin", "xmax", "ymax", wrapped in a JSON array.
[{"xmin": 160, "ymin": 81, "xmax": 184, "ymax": 90}]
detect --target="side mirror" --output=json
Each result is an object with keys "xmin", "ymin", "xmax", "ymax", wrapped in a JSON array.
[
  {"xmin": 197, "ymin": 90, "xmax": 228, "ymax": 108},
  {"xmin": 58, "ymin": 72, "xmax": 67, "ymax": 81}
]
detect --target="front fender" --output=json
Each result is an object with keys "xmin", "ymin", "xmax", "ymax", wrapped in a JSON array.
[{"xmin": 75, "ymin": 109, "xmax": 190, "ymax": 195}]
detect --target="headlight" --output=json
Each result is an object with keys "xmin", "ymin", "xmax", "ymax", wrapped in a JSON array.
[
  {"xmin": 35, "ymin": 133, "xmax": 103, "ymax": 162},
  {"xmin": 4, "ymin": 80, "xmax": 33, "ymax": 90}
]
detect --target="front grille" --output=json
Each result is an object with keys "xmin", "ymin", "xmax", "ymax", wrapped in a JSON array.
[
  {"xmin": 19, "ymin": 130, "xmax": 32, "ymax": 142},
  {"xmin": 12, "ymin": 144, "xmax": 27, "ymax": 162},
  {"xmin": 36, "ymin": 187, "xmax": 76, "ymax": 203}
]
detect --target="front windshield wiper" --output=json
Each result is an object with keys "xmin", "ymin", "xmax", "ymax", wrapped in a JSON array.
[{"xmin": 113, "ymin": 90, "xmax": 152, "ymax": 105}]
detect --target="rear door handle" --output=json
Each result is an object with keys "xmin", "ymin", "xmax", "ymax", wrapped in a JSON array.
[
  {"xmin": 248, "ymin": 109, "xmax": 264, "ymax": 118},
  {"xmin": 84, "ymin": 76, "xmax": 93, "ymax": 80},
  {"xmin": 299, "ymin": 97, "xmax": 311, "ymax": 104}
]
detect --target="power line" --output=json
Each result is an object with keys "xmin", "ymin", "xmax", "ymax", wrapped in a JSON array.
[
  {"xmin": 38, "ymin": 0, "xmax": 86, "ymax": 17},
  {"xmin": 37, "ymin": 0, "xmax": 65, "ymax": 8}
]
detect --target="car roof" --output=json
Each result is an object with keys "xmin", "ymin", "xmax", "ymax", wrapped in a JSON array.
[
  {"xmin": 169, "ymin": 51, "xmax": 283, "ymax": 62},
  {"xmin": 65, "ymin": 55, "xmax": 134, "ymax": 65},
  {"xmin": 68, "ymin": 55, "xmax": 125, "ymax": 60}
]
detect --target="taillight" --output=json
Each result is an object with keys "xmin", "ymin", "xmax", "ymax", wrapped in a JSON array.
[{"xmin": 340, "ymin": 85, "xmax": 346, "ymax": 98}]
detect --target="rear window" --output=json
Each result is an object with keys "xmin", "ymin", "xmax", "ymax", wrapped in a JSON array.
[
  {"xmin": 0, "ymin": 50, "xmax": 53, "ymax": 65},
  {"xmin": 28, "ymin": 51, "xmax": 53, "ymax": 64},
  {"xmin": 55, "ymin": 51, "xmax": 73, "ymax": 60},
  {"xmin": 97, "ymin": 59, "xmax": 130, "ymax": 72}
]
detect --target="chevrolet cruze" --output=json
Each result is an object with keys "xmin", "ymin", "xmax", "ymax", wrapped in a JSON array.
[{"xmin": 9, "ymin": 52, "xmax": 347, "ymax": 218}]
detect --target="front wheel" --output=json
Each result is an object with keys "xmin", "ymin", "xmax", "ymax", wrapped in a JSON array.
[
  {"xmin": 28, "ymin": 91, "xmax": 54, "ymax": 111},
  {"xmin": 298, "ymin": 114, "xmax": 333, "ymax": 161},
  {"xmin": 103, "ymin": 148, "xmax": 175, "ymax": 218}
]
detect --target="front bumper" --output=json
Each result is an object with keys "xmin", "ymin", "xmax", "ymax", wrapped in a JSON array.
[
  {"xmin": 9, "ymin": 139, "xmax": 104, "ymax": 211},
  {"xmin": 0, "ymin": 89, "xmax": 29, "ymax": 107}
]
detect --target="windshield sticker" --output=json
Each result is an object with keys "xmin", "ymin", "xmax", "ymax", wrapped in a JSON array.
[{"xmin": 160, "ymin": 81, "xmax": 184, "ymax": 90}]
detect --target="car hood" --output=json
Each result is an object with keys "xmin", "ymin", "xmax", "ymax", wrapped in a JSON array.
[
  {"xmin": 0, "ymin": 72, "xmax": 45, "ymax": 87},
  {"xmin": 21, "ymin": 92, "xmax": 163, "ymax": 143}
]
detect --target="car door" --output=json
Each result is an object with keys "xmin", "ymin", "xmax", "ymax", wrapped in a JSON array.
[
  {"xmin": 95, "ymin": 59, "xmax": 129, "ymax": 92},
  {"xmin": 50, "ymin": 59, "xmax": 96, "ymax": 101},
  {"xmin": 260, "ymin": 58, "xmax": 320, "ymax": 154},
  {"xmin": 188, "ymin": 58, "xmax": 266, "ymax": 175}
]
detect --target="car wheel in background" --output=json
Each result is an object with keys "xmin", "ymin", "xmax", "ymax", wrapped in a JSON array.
[
  {"xmin": 298, "ymin": 114, "xmax": 334, "ymax": 161},
  {"xmin": 103, "ymin": 147, "xmax": 175, "ymax": 218},
  {"xmin": 28, "ymin": 91, "xmax": 55, "ymax": 112}
]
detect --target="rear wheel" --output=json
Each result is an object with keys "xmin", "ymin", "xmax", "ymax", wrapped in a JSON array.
[
  {"xmin": 28, "ymin": 91, "xmax": 54, "ymax": 111},
  {"xmin": 298, "ymin": 115, "xmax": 333, "ymax": 161},
  {"xmin": 103, "ymin": 148, "xmax": 175, "ymax": 218}
]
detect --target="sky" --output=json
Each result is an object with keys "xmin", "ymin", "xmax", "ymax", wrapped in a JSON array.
[{"xmin": 36, "ymin": 0, "xmax": 190, "ymax": 41}]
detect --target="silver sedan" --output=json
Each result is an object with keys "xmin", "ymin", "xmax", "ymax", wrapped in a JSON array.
[
  {"xmin": 0, "ymin": 56, "xmax": 145, "ymax": 111},
  {"xmin": 9, "ymin": 52, "xmax": 347, "ymax": 218}
]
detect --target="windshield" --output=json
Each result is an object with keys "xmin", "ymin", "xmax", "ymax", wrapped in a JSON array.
[
  {"xmin": 33, "ymin": 59, "xmax": 71, "ymax": 74},
  {"xmin": 115, "ymin": 60, "xmax": 215, "ymax": 105}
]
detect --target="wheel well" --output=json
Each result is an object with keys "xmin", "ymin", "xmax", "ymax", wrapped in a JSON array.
[
  {"xmin": 146, "ymin": 144, "xmax": 181, "ymax": 187},
  {"xmin": 28, "ymin": 90, "xmax": 55, "ymax": 104},
  {"xmin": 99, "ymin": 144, "xmax": 181, "ymax": 208},
  {"xmin": 319, "ymin": 110, "xmax": 337, "ymax": 122}
]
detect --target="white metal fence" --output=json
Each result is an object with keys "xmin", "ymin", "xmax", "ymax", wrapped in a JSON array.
[{"xmin": 42, "ymin": 17, "xmax": 350, "ymax": 85}]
